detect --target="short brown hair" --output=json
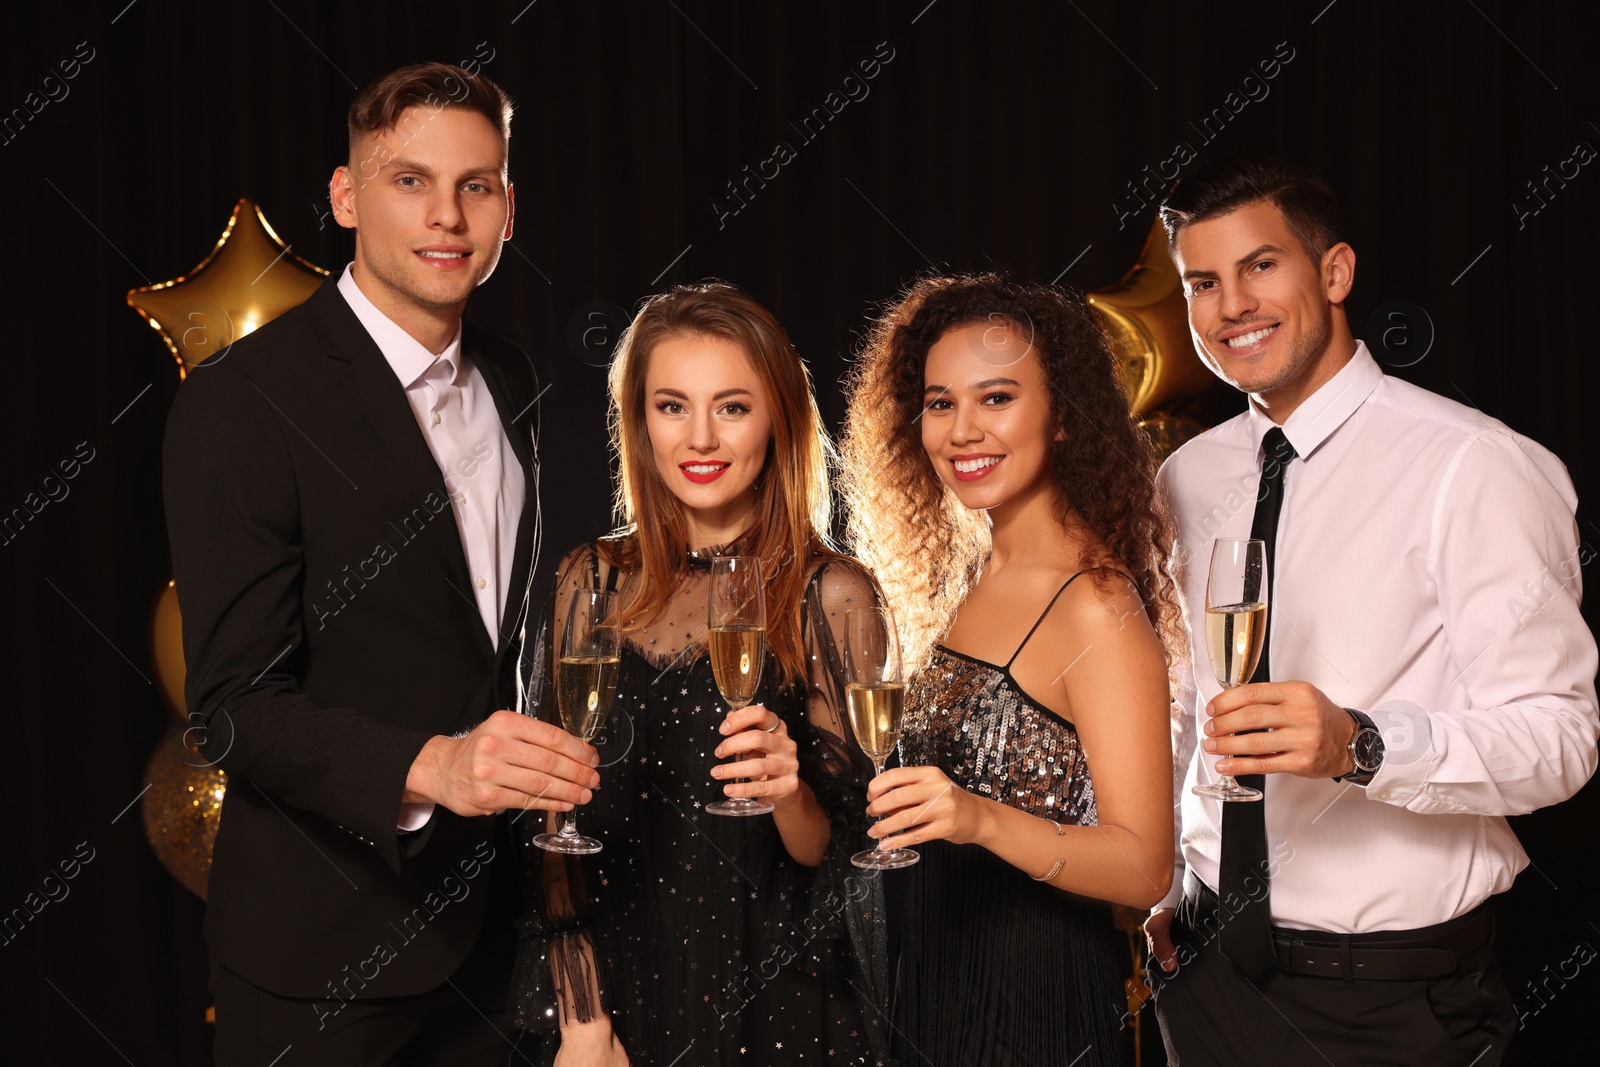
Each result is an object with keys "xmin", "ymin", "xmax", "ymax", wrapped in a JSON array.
[
  {"xmin": 346, "ymin": 62, "xmax": 513, "ymax": 160},
  {"xmin": 1159, "ymin": 156, "xmax": 1341, "ymax": 266}
]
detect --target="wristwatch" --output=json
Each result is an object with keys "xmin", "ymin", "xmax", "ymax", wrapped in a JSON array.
[{"xmin": 1335, "ymin": 708, "xmax": 1384, "ymax": 785}]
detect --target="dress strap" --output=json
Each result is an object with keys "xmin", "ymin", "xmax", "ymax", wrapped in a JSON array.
[{"xmin": 1004, "ymin": 572, "xmax": 1086, "ymax": 670}]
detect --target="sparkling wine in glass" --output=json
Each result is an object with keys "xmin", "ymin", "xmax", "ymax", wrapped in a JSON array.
[
  {"xmin": 845, "ymin": 606, "xmax": 919, "ymax": 869},
  {"xmin": 534, "ymin": 588, "xmax": 620, "ymax": 853},
  {"xmin": 707, "ymin": 556, "xmax": 774, "ymax": 817},
  {"xmin": 1192, "ymin": 538, "xmax": 1268, "ymax": 803}
]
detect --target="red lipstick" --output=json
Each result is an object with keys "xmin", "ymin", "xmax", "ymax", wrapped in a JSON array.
[{"xmin": 679, "ymin": 462, "xmax": 730, "ymax": 484}]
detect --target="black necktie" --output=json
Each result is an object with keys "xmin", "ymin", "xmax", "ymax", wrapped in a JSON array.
[{"xmin": 1218, "ymin": 426, "xmax": 1296, "ymax": 979}]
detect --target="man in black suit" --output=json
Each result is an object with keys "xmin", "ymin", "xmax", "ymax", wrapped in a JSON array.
[{"xmin": 164, "ymin": 62, "xmax": 600, "ymax": 1064}]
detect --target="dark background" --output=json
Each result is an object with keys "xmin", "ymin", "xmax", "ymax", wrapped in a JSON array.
[{"xmin": 3, "ymin": 1, "xmax": 1597, "ymax": 1062}]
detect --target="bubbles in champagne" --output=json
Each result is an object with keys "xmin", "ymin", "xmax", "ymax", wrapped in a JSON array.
[
  {"xmin": 1204, "ymin": 602, "xmax": 1266, "ymax": 688},
  {"xmin": 710, "ymin": 626, "xmax": 765, "ymax": 709}
]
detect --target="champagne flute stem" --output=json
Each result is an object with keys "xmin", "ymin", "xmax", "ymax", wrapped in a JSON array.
[
  {"xmin": 867, "ymin": 759, "xmax": 888, "ymax": 846},
  {"xmin": 559, "ymin": 810, "xmax": 580, "ymax": 838},
  {"xmin": 728, "ymin": 705, "xmax": 750, "ymax": 778}
]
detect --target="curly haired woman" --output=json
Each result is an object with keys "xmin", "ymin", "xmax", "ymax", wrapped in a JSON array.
[{"xmin": 840, "ymin": 274, "xmax": 1182, "ymax": 1067}]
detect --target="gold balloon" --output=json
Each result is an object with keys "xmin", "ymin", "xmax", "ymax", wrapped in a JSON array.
[
  {"xmin": 131, "ymin": 202, "xmax": 1217, "ymax": 904},
  {"xmin": 140, "ymin": 722, "xmax": 227, "ymax": 900},
  {"xmin": 1091, "ymin": 228, "xmax": 1216, "ymax": 1063},
  {"xmin": 126, "ymin": 197, "xmax": 328, "ymax": 377},
  {"xmin": 1088, "ymin": 216, "xmax": 1214, "ymax": 418},
  {"xmin": 151, "ymin": 579, "xmax": 186, "ymax": 722}
]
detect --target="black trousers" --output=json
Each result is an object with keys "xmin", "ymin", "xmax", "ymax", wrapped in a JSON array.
[
  {"xmin": 210, "ymin": 954, "xmax": 521, "ymax": 1067},
  {"xmin": 1152, "ymin": 881, "xmax": 1518, "ymax": 1067}
]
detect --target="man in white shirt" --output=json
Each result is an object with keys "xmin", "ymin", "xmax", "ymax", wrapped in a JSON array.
[
  {"xmin": 1143, "ymin": 157, "xmax": 1597, "ymax": 1066},
  {"xmin": 165, "ymin": 63, "xmax": 600, "ymax": 1064}
]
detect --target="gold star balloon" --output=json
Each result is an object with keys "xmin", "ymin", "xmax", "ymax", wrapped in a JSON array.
[
  {"xmin": 1087, "ymin": 217, "xmax": 1213, "ymax": 456},
  {"xmin": 127, "ymin": 197, "xmax": 328, "ymax": 377},
  {"xmin": 135, "ymin": 198, "xmax": 328, "ymax": 897}
]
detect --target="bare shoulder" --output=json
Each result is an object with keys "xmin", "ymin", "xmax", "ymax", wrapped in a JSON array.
[
  {"xmin": 1070, "ymin": 568, "xmax": 1161, "ymax": 644},
  {"xmin": 1016, "ymin": 567, "xmax": 1163, "ymax": 680},
  {"xmin": 1065, "ymin": 567, "xmax": 1153, "ymax": 627},
  {"xmin": 999, "ymin": 567, "xmax": 1165, "ymax": 725}
]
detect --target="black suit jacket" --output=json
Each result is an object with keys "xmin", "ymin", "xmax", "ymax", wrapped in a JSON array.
[{"xmin": 163, "ymin": 280, "xmax": 541, "ymax": 998}]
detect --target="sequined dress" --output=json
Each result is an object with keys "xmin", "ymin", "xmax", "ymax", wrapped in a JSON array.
[
  {"xmin": 512, "ymin": 540, "xmax": 889, "ymax": 1066},
  {"xmin": 893, "ymin": 574, "xmax": 1128, "ymax": 1067}
]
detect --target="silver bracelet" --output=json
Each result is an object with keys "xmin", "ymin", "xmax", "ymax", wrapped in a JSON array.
[{"xmin": 1030, "ymin": 821, "xmax": 1066, "ymax": 882}]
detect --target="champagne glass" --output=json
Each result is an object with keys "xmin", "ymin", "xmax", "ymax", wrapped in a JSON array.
[
  {"xmin": 845, "ymin": 606, "xmax": 919, "ymax": 869},
  {"xmin": 706, "ymin": 556, "xmax": 774, "ymax": 817},
  {"xmin": 1192, "ymin": 538, "xmax": 1268, "ymax": 803},
  {"xmin": 534, "ymin": 588, "xmax": 620, "ymax": 853}
]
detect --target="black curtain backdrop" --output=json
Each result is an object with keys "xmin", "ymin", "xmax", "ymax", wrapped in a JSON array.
[{"xmin": 3, "ymin": 1, "xmax": 1597, "ymax": 1062}]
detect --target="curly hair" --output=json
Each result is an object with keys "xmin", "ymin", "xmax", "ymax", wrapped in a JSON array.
[{"xmin": 839, "ymin": 273, "xmax": 1185, "ymax": 678}]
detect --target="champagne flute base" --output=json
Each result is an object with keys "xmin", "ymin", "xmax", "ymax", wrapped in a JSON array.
[
  {"xmin": 1192, "ymin": 778, "xmax": 1263, "ymax": 802},
  {"xmin": 706, "ymin": 797, "xmax": 775, "ymax": 817},
  {"xmin": 851, "ymin": 846, "xmax": 919, "ymax": 870},
  {"xmin": 532, "ymin": 832, "xmax": 604, "ymax": 854}
]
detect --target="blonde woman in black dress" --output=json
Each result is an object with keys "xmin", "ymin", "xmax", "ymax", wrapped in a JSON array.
[
  {"xmin": 841, "ymin": 274, "xmax": 1181, "ymax": 1066},
  {"xmin": 513, "ymin": 281, "xmax": 887, "ymax": 1066}
]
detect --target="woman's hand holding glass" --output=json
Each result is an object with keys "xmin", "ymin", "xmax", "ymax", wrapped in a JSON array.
[
  {"xmin": 865, "ymin": 764, "xmax": 982, "ymax": 850},
  {"xmin": 847, "ymin": 606, "xmax": 921, "ymax": 869},
  {"xmin": 711, "ymin": 704, "xmax": 803, "ymax": 808},
  {"xmin": 706, "ymin": 555, "xmax": 776, "ymax": 816}
]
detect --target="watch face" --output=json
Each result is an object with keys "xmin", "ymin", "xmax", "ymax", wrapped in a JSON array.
[{"xmin": 1353, "ymin": 728, "xmax": 1384, "ymax": 772}]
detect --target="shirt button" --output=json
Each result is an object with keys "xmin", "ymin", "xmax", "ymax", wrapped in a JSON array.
[
  {"xmin": 455, "ymin": 493, "xmax": 466, "ymax": 504},
  {"xmin": 477, "ymin": 578, "xmax": 487, "ymax": 590},
  {"xmin": 431, "ymin": 412, "xmax": 441, "ymax": 426}
]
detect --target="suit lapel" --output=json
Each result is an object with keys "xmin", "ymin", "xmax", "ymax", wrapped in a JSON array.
[
  {"xmin": 309, "ymin": 285, "xmax": 494, "ymax": 663},
  {"xmin": 468, "ymin": 337, "xmax": 542, "ymax": 664}
]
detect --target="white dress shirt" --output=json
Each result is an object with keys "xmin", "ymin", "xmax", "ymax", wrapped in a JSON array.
[
  {"xmin": 1157, "ymin": 342, "xmax": 1598, "ymax": 932},
  {"xmin": 337, "ymin": 265, "xmax": 527, "ymax": 830}
]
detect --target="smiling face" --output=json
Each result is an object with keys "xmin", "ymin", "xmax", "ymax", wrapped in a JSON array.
[
  {"xmin": 644, "ymin": 332, "xmax": 774, "ymax": 547},
  {"xmin": 1174, "ymin": 199, "xmax": 1355, "ymax": 417},
  {"xmin": 920, "ymin": 321, "xmax": 1058, "ymax": 515},
  {"xmin": 330, "ymin": 105, "xmax": 513, "ymax": 345}
]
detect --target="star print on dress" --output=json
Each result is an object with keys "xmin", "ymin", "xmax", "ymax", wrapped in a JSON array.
[{"xmin": 509, "ymin": 542, "xmax": 891, "ymax": 1065}]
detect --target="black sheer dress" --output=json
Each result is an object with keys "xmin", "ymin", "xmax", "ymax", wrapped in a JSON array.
[
  {"xmin": 893, "ymin": 574, "xmax": 1128, "ymax": 1067},
  {"xmin": 512, "ymin": 540, "xmax": 890, "ymax": 1066}
]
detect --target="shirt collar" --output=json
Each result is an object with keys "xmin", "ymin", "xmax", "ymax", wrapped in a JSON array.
[
  {"xmin": 335, "ymin": 263, "xmax": 463, "ymax": 390},
  {"xmin": 1245, "ymin": 340, "xmax": 1383, "ymax": 460}
]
